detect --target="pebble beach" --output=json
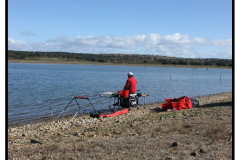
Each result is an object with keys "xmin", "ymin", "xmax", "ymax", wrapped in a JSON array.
[{"xmin": 8, "ymin": 92, "xmax": 232, "ymax": 160}]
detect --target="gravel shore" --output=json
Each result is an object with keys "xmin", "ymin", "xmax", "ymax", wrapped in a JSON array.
[{"xmin": 8, "ymin": 92, "xmax": 232, "ymax": 160}]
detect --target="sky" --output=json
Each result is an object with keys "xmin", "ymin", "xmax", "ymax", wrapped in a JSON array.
[{"xmin": 8, "ymin": 0, "xmax": 232, "ymax": 59}]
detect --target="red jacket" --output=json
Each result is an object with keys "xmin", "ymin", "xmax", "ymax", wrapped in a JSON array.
[{"xmin": 124, "ymin": 76, "xmax": 137, "ymax": 93}]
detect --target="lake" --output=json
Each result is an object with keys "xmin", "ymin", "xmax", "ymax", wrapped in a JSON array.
[{"xmin": 8, "ymin": 63, "xmax": 232, "ymax": 125}]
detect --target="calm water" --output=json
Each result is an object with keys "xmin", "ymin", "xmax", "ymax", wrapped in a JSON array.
[{"xmin": 8, "ymin": 63, "xmax": 232, "ymax": 125}]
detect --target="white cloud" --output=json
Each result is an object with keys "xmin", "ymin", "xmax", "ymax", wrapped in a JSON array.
[
  {"xmin": 21, "ymin": 31, "xmax": 35, "ymax": 36},
  {"xmin": 208, "ymin": 39, "xmax": 232, "ymax": 46},
  {"xmin": 8, "ymin": 33, "xmax": 232, "ymax": 59}
]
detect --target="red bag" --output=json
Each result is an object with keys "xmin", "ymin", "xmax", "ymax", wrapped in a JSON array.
[
  {"xmin": 183, "ymin": 96, "xmax": 192, "ymax": 109},
  {"xmin": 168, "ymin": 96, "xmax": 192, "ymax": 109}
]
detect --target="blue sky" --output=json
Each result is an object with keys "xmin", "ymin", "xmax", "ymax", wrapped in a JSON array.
[{"xmin": 8, "ymin": 0, "xmax": 232, "ymax": 59}]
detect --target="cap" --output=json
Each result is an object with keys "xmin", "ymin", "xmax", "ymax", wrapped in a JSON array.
[{"xmin": 128, "ymin": 72, "xmax": 133, "ymax": 76}]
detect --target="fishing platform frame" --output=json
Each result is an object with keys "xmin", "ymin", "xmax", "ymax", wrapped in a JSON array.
[{"xmin": 56, "ymin": 92, "xmax": 149, "ymax": 120}]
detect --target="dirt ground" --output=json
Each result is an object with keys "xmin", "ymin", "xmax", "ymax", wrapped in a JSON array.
[{"xmin": 8, "ymin": 92, "xmax": 232, "ymax": 160}]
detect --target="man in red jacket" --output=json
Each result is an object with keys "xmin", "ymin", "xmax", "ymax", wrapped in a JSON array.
[{"xmin": 124, "ymin": 72, "xmax": 137, "ymax": 94}]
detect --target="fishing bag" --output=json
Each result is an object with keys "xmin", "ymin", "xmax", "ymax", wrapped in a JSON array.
[
  {"xmin": 161, "ymin": 96, "xmax": 199, "ymax": 111},
  {"xmin": 172, "ymin": 96, "xmax": 192, "ymax": 109},
  {"xmin": 161, "ymin": 96, "xmax": 192, "ymax": 111},
  {"xmin": 190, "ymin": 98, "xmax": 199, "ymax": 107}
]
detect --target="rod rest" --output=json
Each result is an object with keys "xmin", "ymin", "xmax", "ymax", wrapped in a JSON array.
[{"xmin": 74, "ymin": 96, "xmax": 89, "ymax": 99}]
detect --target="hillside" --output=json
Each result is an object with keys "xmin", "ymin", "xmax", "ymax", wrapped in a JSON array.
[{"xmin": 8, "ymin": 50, "xmax": 232, "ymax": 68}]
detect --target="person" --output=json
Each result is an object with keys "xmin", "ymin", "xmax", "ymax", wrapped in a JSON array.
[{"xmin": 124, "ymin": 72, "xmax": 137, "ymax": 94}]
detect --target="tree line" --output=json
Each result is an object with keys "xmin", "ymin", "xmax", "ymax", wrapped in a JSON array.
[{"xmin": 8, "ymin": 50, "xmax": 232, "ymax": 67}]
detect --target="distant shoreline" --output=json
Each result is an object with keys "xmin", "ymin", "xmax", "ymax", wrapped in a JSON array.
[{"xmin": 8, "ymin": 59, "xmax": 232, "ymax": 69}]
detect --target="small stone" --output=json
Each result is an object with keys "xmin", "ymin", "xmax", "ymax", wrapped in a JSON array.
[
  {"xmin": 164, "ymin": 156, "xmax": 174, "ymax": 160},
  {"xmin": 229, "ymin": 136, "xmax": 232, "ymax": 142},
  {"xmin": 41, "ymin": 156, "xmax": 47, "ymax": 160},
  {"xmin": 73, "ymin": 132, "xmax": 79, "ymax": 136},
  {"xmin": 131, "ymin": 123, "xmax": 136, "ymax": 127},
  {"xmin": 22, "ymin": 133, "xmax": 26, "ymax": 137},
  {"xmin": 200, "ymin": 147, "xmax": 207, "ymax": 153},
  {"xmin": 190, "ymin": 152, "xmax": 197, "ymax": 156},
  {"xmin": 30, "ymin": 139, "xmax": 43, "ymax": 144},
  {"xmin": 171, "ymin": 142, "xmax": 178, "ymax": 147},
  {"xmin": 89, "ymin": 132, "xmax": 96, "ymax": 136},
  {"xmin": 81, "ymin": 132, "xmax": 86, "ymax": 135}
]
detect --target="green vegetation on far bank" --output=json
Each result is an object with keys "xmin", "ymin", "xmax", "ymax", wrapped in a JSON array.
[{"xmin": 8, "ymin": 50, "xmax": 232, "ymax": 69}]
